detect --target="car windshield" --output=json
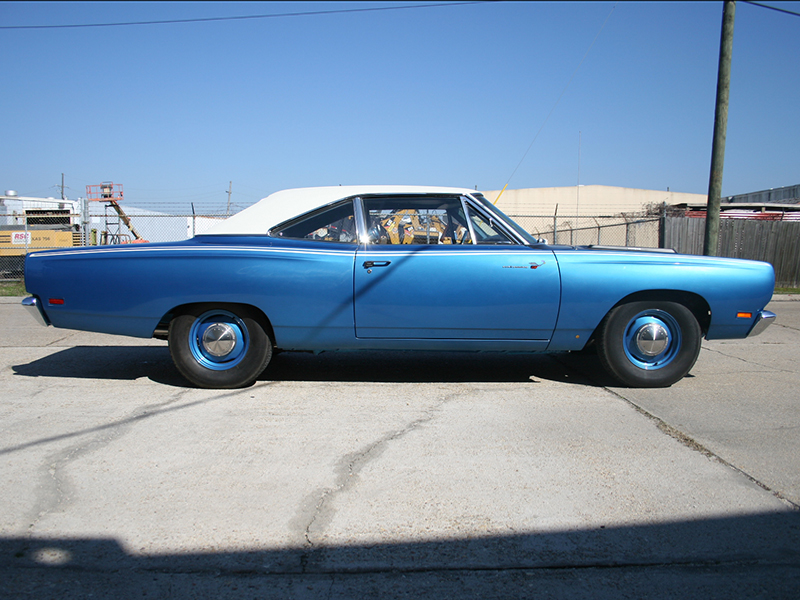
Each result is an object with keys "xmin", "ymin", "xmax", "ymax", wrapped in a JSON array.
[{"xmin": 470, "ymin": 193, "xmax": 539, "ymax": 245}]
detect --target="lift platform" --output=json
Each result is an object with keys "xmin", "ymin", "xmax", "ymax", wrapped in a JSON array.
[{"xmin": 86, "ymin": 182, "xmax": 147, "ymax": 244}]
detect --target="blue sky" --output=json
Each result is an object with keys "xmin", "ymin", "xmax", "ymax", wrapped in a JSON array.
[{"xmin": 2, "ymin": 1, "xmax": 798, "ymax": 211}]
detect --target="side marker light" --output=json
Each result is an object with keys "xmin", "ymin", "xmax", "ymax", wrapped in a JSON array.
[
  {"xmin": 736, "ymin": 312, "xmax": 752, "ymax": 319},
  {"xmin": 49, "ymin": 298, "xmax": 65, "ymax": 305}
]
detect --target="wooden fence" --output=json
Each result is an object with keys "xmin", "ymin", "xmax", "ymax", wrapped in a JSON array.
[{"xmin": 662, "ymin": 217, "xmax": 800, "ymax": 288}]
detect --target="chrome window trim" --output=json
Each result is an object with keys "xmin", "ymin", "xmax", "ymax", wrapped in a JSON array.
[
  {"xmin": 460, "ymin": 196, "xmax": 478, "ymax": 245},
  {"xmin": 268, "ymin": 197, "xmax": 357, "ymax": 238},
  {"xmin": 465, "ymin": 193, "xmax": 538, "ymax": 245},
  {"xmin": 353, "ymin": 196, "xmax": 370, "ymax": 245},
  {"xmin": 347, "ymin": 193, "xmax": 529, "ymax": 247},
  {"xmin": 359, "ymin": 193, "xmax": 467, "ymax": 246},
  {"xmin": 462, "ymin": 194, "xmax": 525, "ymax": 245}
]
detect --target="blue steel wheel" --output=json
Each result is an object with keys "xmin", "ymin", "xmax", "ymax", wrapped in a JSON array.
[
  {"xmin": 597, "ymin": 301, "xmax": 701, "ymax": 388},
  {"xmin": 188, "ymin": 310, "xmax": 249, "ymax": 370},
  {"xmin": 169, "ymin": 305, "xmax": 272, "ymax": 389},
  {"xmin": 622, "ymin": 310, "xmax": 682, "ymax": 370}
]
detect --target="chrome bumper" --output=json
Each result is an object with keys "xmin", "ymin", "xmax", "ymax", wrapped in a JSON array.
[
  {"xmin": 22, "ymin": 296, "xmax": 50, "ymax": 327},
  {"xmin": 748, "ymin": 310, "xmax": 776, "ymax": 337}
]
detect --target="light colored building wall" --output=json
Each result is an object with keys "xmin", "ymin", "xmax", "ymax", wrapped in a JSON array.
[{"xmin": 482, "ymin": 185, "xmax": 706, "ymax": 216}]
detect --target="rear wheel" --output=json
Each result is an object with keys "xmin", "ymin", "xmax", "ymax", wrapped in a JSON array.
[
  {"xmin": 597, "ymin": 301, "xmax": 701, "ymax": 388},
  {"xmin": 169, "ymin": 305, "xmax": 272, "ymax": 388}
]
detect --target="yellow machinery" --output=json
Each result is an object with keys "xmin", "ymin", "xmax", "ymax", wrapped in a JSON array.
[
  {"xmin": 0, "ymin": 197, "xmax": 84, "ymax": 278},
  {"xmin": 0, "ymin": 229, "xmax": 81, "ymax": 253}
]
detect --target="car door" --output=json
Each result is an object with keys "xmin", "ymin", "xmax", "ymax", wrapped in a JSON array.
[{"xmin": 354, "ymin": 195, "xmax": 560, "ymax": 341}]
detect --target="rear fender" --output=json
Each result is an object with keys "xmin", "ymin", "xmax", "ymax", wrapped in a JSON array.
[{"xmin": 157, "ymin": 302, "xmax": 276, "ymax": 346}]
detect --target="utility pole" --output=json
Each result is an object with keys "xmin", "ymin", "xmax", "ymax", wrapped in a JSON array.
[
  {"xmin": 226, "ymin": 181, "xmax": 232, "ymax": 216},
  {"xmin": 704, "ymin": 0, "xmax": 736, "ymax": 256},
  {"xmin": 577, "ymin": 131, "xmax": 581, "ymax": 218},
  {"xmin": 60, "ymin": 173, "xmax": 66, "ymax": 200}
]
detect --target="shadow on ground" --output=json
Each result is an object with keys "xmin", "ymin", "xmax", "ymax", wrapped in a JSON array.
[
  {"xmin": 12, "ymin": 346, "xmax": 620, "ymax": 388},
  {"xmin": 2, "ymin": 512, "xmax": 799, "ymax": 599}
]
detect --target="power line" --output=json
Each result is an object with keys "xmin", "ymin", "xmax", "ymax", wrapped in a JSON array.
[
  {"xmin": 742, "ymin": 1, "xmax": 800, "ymax": 18},
  {"xmin": 0, "ymin": 2, "xmax": 492, "ymax": 30}
]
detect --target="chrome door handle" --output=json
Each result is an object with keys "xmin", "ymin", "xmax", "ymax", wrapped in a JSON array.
[{"xmin": 363, "ymin": 261, "xmax": 391, "ymax": 268}]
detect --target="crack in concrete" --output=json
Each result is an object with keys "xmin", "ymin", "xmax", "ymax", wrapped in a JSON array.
[
  {"xmin": 551, "ymin": 354, "xmax": 800, "ymax": 511},
  {"xmin": 6, "ymin": 554, "xmax": 793, "ymax": 577},
  {"xmin": 26, "ymin": 389, "xmax": 194, "ymax": 534},
  {"xmin": 43, "ymin": 333, "xmax": 82, "ymax": 347},
  {"xmin": 600, "ymin": 388, "xmax": 800, "ymax": 511},
  {"xmin": 0, "ymin": 385, "xmax": 271, "ymax": 456},
  {"xmin": 701, "ymin": 344, "xmax": 797, "ymax": 374},
  {"xmin": 773, "ymin": 321, "xmax": 800, "ymax": 333},
  {"xmin": 293, "ymin": 391, "xmax": 457, "ymax": 557}
]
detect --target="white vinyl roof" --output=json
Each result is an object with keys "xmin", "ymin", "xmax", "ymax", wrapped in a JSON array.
[{"xmin": 203, "ymin": 185, "xmax": 475, "ymax": 236}]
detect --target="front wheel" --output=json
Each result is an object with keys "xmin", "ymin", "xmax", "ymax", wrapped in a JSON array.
[
  {"xmin": 597, "ymin": 301, "xmax": 702, "ymax": 388},
  {"xmin": 169, "ymin": 305, "xmax": 272, "ymax": 388}
]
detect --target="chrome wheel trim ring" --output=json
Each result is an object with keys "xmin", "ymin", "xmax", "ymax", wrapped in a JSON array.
[{"xmin": 623, "ymin": 311, "xmax": 682, "ymax": 370}]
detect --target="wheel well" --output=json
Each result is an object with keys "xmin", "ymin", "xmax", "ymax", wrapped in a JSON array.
[
  {"xmin": 586, "ymin": 290, "xmax": 711, "ymax": 344},
  {"xmin": 153, "ymin": 302, "xmax": 276, "ymax": 346},
  {"xmin": 613, "ymin": 290, "xmax": 711, "ymax": 334}
]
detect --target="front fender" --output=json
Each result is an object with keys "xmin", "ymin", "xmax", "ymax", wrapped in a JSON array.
[{"xmin": 548, "ymin": 249, "xmax": 774, "ymax": 350}]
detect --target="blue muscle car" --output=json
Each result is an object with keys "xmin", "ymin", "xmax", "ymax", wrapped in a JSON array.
[{"xmin": 22, "ymin": 186, "xmax": 776, "ymax": 389}]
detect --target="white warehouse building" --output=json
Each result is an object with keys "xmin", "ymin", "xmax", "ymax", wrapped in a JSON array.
[{"xmin": 483, "ymin": 185, "xmax": 706, "ymax": 217}]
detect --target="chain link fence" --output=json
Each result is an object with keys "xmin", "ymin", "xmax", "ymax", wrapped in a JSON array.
[
  {"xmin": 2, "ymin": 203, "xmax": 661, "ymax": 281},
  {"xmin": 85, "ymin": 206, "xmax": 230, "ymax": 244},
  {"xmin": 510, "ymin": 214, "xmax": 661, "ymax": 247},
  {"xmin": 0, "ymin": 206, "xmax": 226, "ymax": 280}
]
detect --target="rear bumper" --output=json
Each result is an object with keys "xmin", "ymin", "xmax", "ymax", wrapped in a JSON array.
[
  {"xmin": 748, "ymin": 310, "xmax": 776, "ymax": 337},
  {"xmin": 22, "ymin": 296, "xmax": 50, "ymax": 327}
]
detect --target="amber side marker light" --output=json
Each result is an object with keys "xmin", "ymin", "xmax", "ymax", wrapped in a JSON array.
[
  {"xmin": 48, "ymin": 298, "xmax": 65, "ymax": 305},
  {"xmin": 737, "ymin": 312, "xmax": 752, "ymax": 319}
]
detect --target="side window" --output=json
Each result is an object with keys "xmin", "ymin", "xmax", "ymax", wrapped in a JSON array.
[
  {"xmin": 363, "ymin": 197, "xmax": 470, "ymax": 245},
  {"xmin": 272, "ymin": 201, "xmax": 357, "ymax": 243},
  {"xmin": 465, "ymin": 204, "xmax": 515, "ymax": 245}
]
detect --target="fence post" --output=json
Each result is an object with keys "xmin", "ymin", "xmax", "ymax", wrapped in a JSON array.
[
  {"xmin": 553, "ymin": 204, "xmax": 558, "ymax": 244},
  {"xmin": 625, "ymin": 216, "xmax": 631, "ymax": 247},
  {"xmin": 81, "ymin": 197, "xmax": 90, "ymax": 246},
  {"xmin": 23, "ymin": 208, "xmax": 29, "ymax": 255}
]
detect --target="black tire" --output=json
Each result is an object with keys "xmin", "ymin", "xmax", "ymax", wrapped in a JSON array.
[
  {"xmin": 168, "ymin": 304, "xmax": 272, "ymax": 389},
  {"xmin": 597, "ymin": 301, "xmax": 701, "ymax": 388}
]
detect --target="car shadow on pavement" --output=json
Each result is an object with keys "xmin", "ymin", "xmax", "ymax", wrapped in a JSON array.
[
  {"xmin": 2, "ymin": 511, "xmax": 799, "ymax": 599},
  {"xmin": 262, "ymin": 348, "xmax": 621, "ymax": 386},
  {"xmin": 11, "ymin": 346, "xmax": 187, "ymax": 387},
  {"xmin": 12, "ymin": 346, "xmax": 621, "ymax": 388}
]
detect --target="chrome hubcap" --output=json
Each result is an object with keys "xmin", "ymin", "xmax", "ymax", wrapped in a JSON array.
[
  {"xmin": 623, "ymin": 310, "xmax": 682, "ymax": 371},
  {"xmin": 188, "ymin": 309, "xmax": 249, "ymax": 371},
  {"xmin": 202, "ymin": 323, "xmax": 237, "ymax": 357},
  {"xmin": 634, "ymin": 322, "xmax": 669, "ymax": 356}
]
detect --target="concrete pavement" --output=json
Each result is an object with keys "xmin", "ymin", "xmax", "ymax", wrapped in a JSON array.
[
  {"xmin": 560, "ymin": 298, "xmax": 800, "ymax": 506},
  {"xmin": 1, "ymin": 296, "xmax": 798, "ymax": 598}
]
